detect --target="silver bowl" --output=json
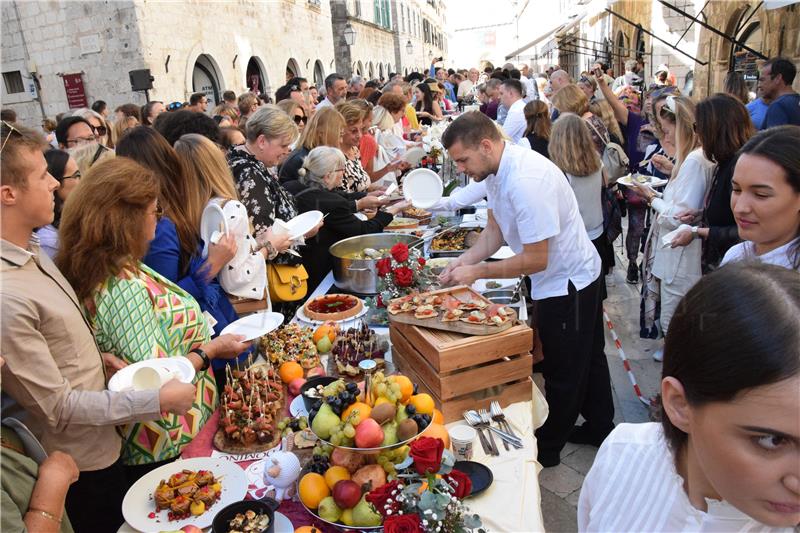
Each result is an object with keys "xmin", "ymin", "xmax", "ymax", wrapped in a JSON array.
[
  {"xmin": 482, "ymin": 289, "xmax": 520, "ymax": 305},
  {"xmin": 329, "ymin": 233, "xmax": 422, "ymax": 294},
  {"xmin": 309, "ymin": 416, "xmax": 430, "ymax": 456}
]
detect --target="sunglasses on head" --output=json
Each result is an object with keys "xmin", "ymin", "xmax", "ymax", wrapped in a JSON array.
[
  {"xmin": 293, "ymin": 114, "xmax": 308, "ymax": 125},
  {"xmin": 167, "ymin": 102, "xmax": 184, "ymax": 111},
  {"xmin": 0, "ymin": 120, "xmax": 21, "ymax": 153},
  {"xmin": 658, "ymin": 95, "xmax": 678, "ymax": 119}
]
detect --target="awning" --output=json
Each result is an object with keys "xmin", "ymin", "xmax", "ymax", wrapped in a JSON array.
[
  {"xmin": 505, "ymin": 21, "xmax": 569, "ymax": 60},
  {"xmin": 764, "ymin": 0, "xmax": 800, "ymax": 8}
]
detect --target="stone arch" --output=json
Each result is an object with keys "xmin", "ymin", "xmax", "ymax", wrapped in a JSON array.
[
  {"xmin": 716, "ymin": 5, "xmax": 752, "ymax": 64},
  {"xmin": 378, "ymin": 63, "xmax": 384, "ymax": 81},
  {"xmin": 368, "ymin": 62, "xmax": 375, "ymax": 79},
  {"xmin": 192, "ymin": 53, "xmax": 225, "ymax": 108},
  {"xmin": 285, "ymin": 58, "xmax": 301, "ymax": 82},
  {"xmin": 313, "ymin": 60, "xmax": 325, "ymax": 89},
  {"xmin": 614, "ymin": 30, "xmax": 629, "ymax": 77},
  {"xmin": 357, "ymin": 61, "xmax": 364, "ymax": 76},
  {"xmin": 245, "ymin": 56, "xmax": 269, "ymax": 97},
  {"xmin": 185, "ymin": 43, "xmax": 227, "ymax": 103}
]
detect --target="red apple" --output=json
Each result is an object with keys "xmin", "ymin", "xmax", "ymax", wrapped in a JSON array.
[
  {"xmin": 288, "ymin": 377, "xmax": 306, "ymax": 396},
  {"xmin": 180, "ymin": 526, "xmax": 203, "ymax": 533},
  {"xmin": 331, "ymin": 448, "xmax": 365, "ymax": 473},
  {"xmin": 306, "ymin": 366, "xmax": 326, "ymax": 378},
  {"xmin": 333, "ymin": 479, "xmax": 362, "ymax": 509},
  {"xmin": 354, "ymin": 418, "xmax": 384, "ymax": 449},
  {"xmin": 352, "ymin": 464, "xmax": 387, "ymax": 491}
]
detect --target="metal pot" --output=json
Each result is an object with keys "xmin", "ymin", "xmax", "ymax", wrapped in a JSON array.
[{"xmin": 329, "ymin": 233, "xmax": 421, "ymax": 294}]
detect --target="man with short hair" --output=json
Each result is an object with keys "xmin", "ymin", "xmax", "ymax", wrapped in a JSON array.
[
  {"xmin": 457, "ymin": 68, "xmax": 479, "ymax": 103},
  {"xmin": 438, "ymin": 112, "xmax": 610, "ymax": 468},
  {"xmin": 188, "ymin": 92, "xmax": 209, "ymax": 113},
  {"xmin": 222, "ymin": 90, "xmax": 237, "ymax": 106},
  {"xmin": 1, "ymin": 108, "xmax": 17, "ymax": 123},
  {"xmin": 519, "ymin": 63, "xmax": 540, "ymax": 103},
  {"xmin": 480, "ymin": 79, "xmax": 501, "ymax": 120},
  {"xmin": 114, "ymin": 103, "xmax": 142, "ymax": 123},
  {"xmin": 348, "ymin": 75, "xmax": 364, "ymax": 98},
  {"xmin": 499, "ymin": 79, "xmax": 526, "ymax": 143},
  {"xmin": 55, "ymin": 116, "xmax": 96, "ymax": 149},
  {"xmin": 275, "ymin": 83, "xmax": 301, "ymax": 104},
  {"xmin": 612, "ymin": 59, "xmax": 641, "ymax": 91},
  {"xmin": 238, "ymin": 92, "xmax": 260, "ymax": 120},
  {"xmin": 549, "ymin": 69, "xmax": 572, "ymax": 93},
  {"xmin": 318, "ymin": 73, "xmax": 348, "ymax": 109},
  {"xmin": 759, "ymin": 57, "xmax": 800, "ymax": 128},
  {"xmin": 91, "ymin": 100, "xmax": 108, "ymax": 118}
]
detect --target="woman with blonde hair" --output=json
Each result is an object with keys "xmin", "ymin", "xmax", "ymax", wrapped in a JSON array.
[
  {"xmin": 520, "ymin": 100, "xmax": 551, "ymax": 159},
  {"xmin": 56, "ymin": 157, "xmax": 250, "ymax": 480},
  {"xmin": 590, "ymin": 98, "xmax": 624, "ymax": 146},
  {"xmin": 278, "ymin": 106, "xmax": 344, "ymax": 182},
  {"xmin": 68, "ymin": 140, "xmax": 114, "ymax": 177},
  {"xmin": 335, "ymin": 100, "xmax": 383, "ymax": 193},
  {"xmin": 549, "ymin": 114, "xmax": 613, "ymax": 294},
  {"xmin": 551, "ymin": 84, "xmax": 610, "ymax": 156},
  {"xmin": 284, "ymin": 146, "xmax": 408, "ymax": 290},
  {"xmin": 276, "ymin": 99, "xmax": 308, "ymax": 135},
  {"xmin": 113, "ymin": 115, "xmax": 139, "ymax": 143},
  {"xmin": 631, "ymin": 95, "xmax": 715, "ymax": 361}
]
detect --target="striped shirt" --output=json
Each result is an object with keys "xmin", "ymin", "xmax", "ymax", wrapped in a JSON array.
[{"xmin": 579, "ymin": 423, "xmax": 794, "ymax": 532}]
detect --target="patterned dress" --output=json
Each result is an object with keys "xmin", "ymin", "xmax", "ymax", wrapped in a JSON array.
[
  {"xmin": 227, "ymin": 147, "xmax": 300, "ymax": 266},
  {"xmin": 339, "ymin": 147, "xmax": 371, "ymax": 194},
  {"xmin": 88, "ymin": 262, "xmax": 217, "ymax": 466}
]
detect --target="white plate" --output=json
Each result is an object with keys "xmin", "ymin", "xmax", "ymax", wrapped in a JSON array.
[
  {"xmin": 286, "ymin": 210, "xmax": 323, "ymax": 239},
  {"xmin": 490, "ymin": 246, "xmax": 515, "ymax": 260},
  {"xmin": 108, "ymin": 356, "xmax": 195, "ymax": 392},
  {"xmin": 402, "ymin": 146, "xmax": 427, "ymax": 166},
  {"xmin": 289, "ymin": 395, "xmax": 308, "ymax": 417},
  {"xmin": 200, "ymin": 203, "xmax": 230, "ymax": 257},
  {"xmin": 220, "ymin": 311, "xmax": 284, "ymax": 341},
  {"xmin": 274, "ymin": 512, "xmax": 293, "ymax": 533},
  {"xmin": 295, "ymin": 304, "xmax": 369, "ymax": 325},
  {"xmin": 403, "ymin": 168, "xmax": 443, "ymax": 209},
  {"xmin": 473, "ymin": 278, "xmax": 518, "ymax": 293},
  {"xmin": 661, "ymin": 225, "xmax": 692, "ymax": 248},
  {"xmin": 121, "ymin": 456, "xmax": 247, "ymax": 532},
  {"xmin": 618, "ymin": 173, "xmax": 668, "ymax": 188}
]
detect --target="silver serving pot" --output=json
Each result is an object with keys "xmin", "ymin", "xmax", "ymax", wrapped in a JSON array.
[{"xmin": 328, "ymin": 233, "xmax": 421, "ymax": 294}]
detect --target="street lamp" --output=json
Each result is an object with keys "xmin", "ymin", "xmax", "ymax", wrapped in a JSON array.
[
  {"xmin": 406, "ymin": 40, "xmax": 413, "ymax": 55},
  {"xmin": 344, "ymin": 22, "xmax": 356, "ymax": 46}
]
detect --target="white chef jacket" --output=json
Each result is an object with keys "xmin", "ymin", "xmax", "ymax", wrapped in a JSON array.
[{"xmin": 485, "ymin": 143, "xmax": 601, "ymax": 299}]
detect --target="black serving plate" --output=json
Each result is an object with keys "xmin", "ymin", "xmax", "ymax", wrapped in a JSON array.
[
  {"xmin": 299, "ymin": 376, "xmax": 338, "ymax": 412},
  {"xmin": 453, "ymin": 460, "xmax": 494, "ymax": 497},
  {"xmin": 212, "ymin": 497, "xmax": 279, "ymax": 533}
]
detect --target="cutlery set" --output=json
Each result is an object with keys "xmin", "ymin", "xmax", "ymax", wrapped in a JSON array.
[{"xmin": 462, "ymin": 402, "xmax": 522, "ymax": 456}]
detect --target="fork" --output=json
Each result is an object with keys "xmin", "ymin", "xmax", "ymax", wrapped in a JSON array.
[
  {"xmin": 463, "ymin": 411, "xmax": 492, "ymax": 455},
  {"xmin": 491, "ymin": 401, "xmax": 521, "ymax": 444},
  {"xmin": 467, "ymin": 410, "xmax": 522, "ymax": 448},
  {"xmin": 489, "ymin": 402, "xmax": 511, "ymax": 451},
  {"xmin": 478, "ymin": 409, "xmax": 499, "ymax": 455}
]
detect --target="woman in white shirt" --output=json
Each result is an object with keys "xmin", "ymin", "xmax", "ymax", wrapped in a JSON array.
[
  {"xmin": 549, "ymin": 113, "xmax": 612, "ymax": 297},
  {"xmin": 580, "ymin": 262, "xmax": 800, "ymax": 532},
  {"xmin": 721, "ymin": 125, "xmax": 800, "ymax": 270},
  {"xmin": 174, "ymin": 134, "xmax": 292, "ymax": 304},
  {"xmin": 632, "ymin": 95, "xmax": 714, "ymax": 360}
]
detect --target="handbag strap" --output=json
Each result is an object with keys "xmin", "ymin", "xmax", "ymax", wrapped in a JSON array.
[{"xmin": 584, "ymin": 116, "xmax": 611, "ymax": 147}]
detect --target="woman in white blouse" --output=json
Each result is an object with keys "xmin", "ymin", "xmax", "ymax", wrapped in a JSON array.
[
  {"xmin": 174, "ymin": 134, "xmax": 292, "ymax": 304},
  {"xmin": 579, "ymin": 262, "xmax": 800, "ymax": 532},
  {"xmin": 632, "ymin": 95, "xmax": 714, "ymax": 361},
  {"xmin": 721, "ymin": 125, "xmax": 800, "ymax": 270}
]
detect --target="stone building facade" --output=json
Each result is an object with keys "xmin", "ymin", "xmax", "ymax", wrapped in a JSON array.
[
  {"xmin": 506, "ymin": 0, "xmax": 799, "ymax": 98},
  {"xmin": 1, "ymin": 0, "xmax": 448, "ymax": 126}
]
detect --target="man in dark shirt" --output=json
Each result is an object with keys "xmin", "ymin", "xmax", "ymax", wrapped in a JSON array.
[{"xmin": 759, "ymin": 57, "xmax": 800, "ymax": 128}]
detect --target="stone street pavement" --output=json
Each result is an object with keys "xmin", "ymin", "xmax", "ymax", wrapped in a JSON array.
[{"xmin": 536, "ymin": 236, "xmax": 664, "ymax": 532}]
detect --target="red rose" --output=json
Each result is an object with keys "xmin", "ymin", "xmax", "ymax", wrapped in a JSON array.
[
  {"xmin": 409, "ymin": 436, "xmax": 444, "ymax": 475},
  {"xmin": 376, "ymin": 257, "xmax": 392, "ymax": 277},
  {"xmin": 390, "ymin": 242, "xmax": 409, "ymax": 263},
  {"xmin": 383, "ymin": 514, "xmax": 423, "ymax": 533},
  {"xmin": 417, "ymin": 257, "xmax": 426, "ymax": 267},
  {"xmin": 365, "ymin": 480, "xmax": 400, "ymax": 517},
  {"xmin": 393, "ymin": 266, "xmax": 414, "ymax": 287},
  {"xmin": 444, "ymin": 468, "xmax": 472, "ymax": 499}
]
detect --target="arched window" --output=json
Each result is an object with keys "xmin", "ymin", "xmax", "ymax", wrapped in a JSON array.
[
  {"xmin": 731, "ymin": 21, "xmax": 762, "ymax": 93},
  {"xmin": 615, "ymin": 31, "xmax": 629, "ymax": 77},
  {"xmin": 313, "ymin": 60, "xmax": 325, "ymax": 89},
  {"xmin": 192, "ymin": 54, "xmax": 222, "ymax": 107},
  {"xmin": 285, "ymin": 58, "xmax": 301, "ymax": 82},
  {"xmin": 246, "ymin": 57, "xmax": 267, "ymax": 97}
]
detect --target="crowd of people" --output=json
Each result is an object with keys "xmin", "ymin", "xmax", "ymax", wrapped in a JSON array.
[{"xmin": 1, "ymin": 52, "xmax": 798, "ymax": 532}]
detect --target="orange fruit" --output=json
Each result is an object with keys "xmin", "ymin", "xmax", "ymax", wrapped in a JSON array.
[
  {"xmin": 295, "ymin": 527, "xmax": 322, "ymax": 533},
  {"xmin": 373, "ymin": 396, "xmax": 392, "ymax": 407},
  {"xmin": 312, "ymin": 323, "xmax": 337, "ymax": 344},
  {"xmin": 298, "ymin": 472, "xmax": 330, "ymax": 509},
  {"xmin": 279, "ymin": 361, "xmax": 304, "ymax": 383},
  {"xmin": 389, "ymin": 374, "xmax": 414, "ymax": 403},
  {"xmin": 324, "ymin": 465, "xmax": 351, "ymax": 489},
  {"xmin": 341, "ymin": 401, "xmax": 372, "ymax": 425},
  {"xmin": 408, "ymin": 393, "xmax": 434, "ymax": 415},
  {"xmin": 431, "ymin": 408, "xmax": 444, "ymax": 425},
  {"xmin": 422, "ymin": 422, "xmax": 450, "ymax": 449}
]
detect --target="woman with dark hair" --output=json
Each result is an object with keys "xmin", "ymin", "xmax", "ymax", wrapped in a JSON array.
[
  {"xmin": 520, "ymin": 100, "xmax": 551, "ymax": 159},
  {"xmin": 414, "ymin": 82, "xmax": 441, "ymax": 125},
  {"xmin": 36, "ymin": 150, "xmax": 81, "ymax": 259},
  {"xmin": 579, "ymin": 262, "xmax": 800, "ymax": 530},
  {"xmin": 722, "ymin": 125, "xmax": 800, "ymax": 269},
  {"xmin": 669, "ymin": 94, "xmax": 756, "ymax": 270},
  {"xmin": 723, "ymin": 71, "xmax": 750, "ymax": 105}
]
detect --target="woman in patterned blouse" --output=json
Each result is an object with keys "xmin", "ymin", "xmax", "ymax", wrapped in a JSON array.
[
  {"xmin": 57, "ymin": 157, "xmax": 250, "ymax": 483},
  {"xmin": 335, "ymin": 100, "xmax": 385, "ymax": 195}
]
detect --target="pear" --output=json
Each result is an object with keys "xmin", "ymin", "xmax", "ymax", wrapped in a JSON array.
[
  {"xmin": 312, "ymin": 403, "xmax": 341, "ymax": 440},
  {"xmin": 352, "ymin": 495, "xmax": 382, "ymax": 527},
  {"xmin": 395, "ymin": 405, "xmax": 409, "ymax": 423},
  {"xmin": 318, "ymin": 496, "xmax": 342, "ymax": 522},
  {"xmin": 340, "ymin": 508, "xmax": 355, "ymax": 526},
  {"xmin": 381, "ymin": 421, "xmax": 398, "ymax": 446}
]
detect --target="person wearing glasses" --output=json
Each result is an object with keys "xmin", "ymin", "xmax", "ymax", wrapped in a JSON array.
[
  {"xmin": 284, "ymin": 146, "xmax": 409, "ymax": 291},
  {"xmin": 35, "ymin": 150, "xmax": 81, "ymax": 259},
  {"xmin": 54, "ymin": 116, "xmax": 97, "ymax": 150},
  {"xmin": 630, "ymin": 95, "xmax": 715, "ymax": 362},
  {"xmin": 55, "ymin": 157, "xmax": 250, "ymax": 485},
  {"xmin": 276, "ymin": 99, "xmax": 308, "ymax": 135},
  {"xmin": 70, "ymin": 107, "xmax": 113, "ymax": 148},
  {"xmin": 141, "ymin": 101, "xmax": 166, "ymax": 127},
  {"xmin": 188, "ymin": 92, "xmax": 209, "ymax": 114}
]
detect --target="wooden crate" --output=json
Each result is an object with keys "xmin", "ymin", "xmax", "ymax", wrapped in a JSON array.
[{"xmin": 390, "ymin": 321, "xmax": 534, "ymax": 423}]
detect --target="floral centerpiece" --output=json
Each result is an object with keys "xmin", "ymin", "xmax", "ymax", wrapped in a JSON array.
[
  {"xmin": 367, "ymin": 436, "xmax": 485, "ymax": 533},
  {"xmin": 375, "ymin": 242, "xmax": 437, "ymax": 306}
]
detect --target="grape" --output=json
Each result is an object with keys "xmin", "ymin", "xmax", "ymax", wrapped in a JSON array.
[
  {"xmin": 299, "ymin": 418, "xmax": 308, "ymax": 430},
  {"xmin": 330, "ymin": 433, "xmax": 341, "ymax": 446},
  {"xmin": 405, "ymin": 405, "xmax": 416, "ymax": 415},
  {"xmin": 382, "ymin": 462, "xmax": 393, "ymax": 473},
  {"xmin": 343, "ymin": 424, "xmax": 355, "ymax": 438},
  {"xmin": 376, "ymin": 383, "xmax": 387, "ymax": 396},
  {"xmin": 313, "ymin": 446, "xmax": 322, "ymax": 456},
  {"xmin": 346, "ymin": 382, "xmax": 359, "ymax": 394},
  {"xmin": 277, "ymin": 420, "xmax": 287, "ymax": 430}
]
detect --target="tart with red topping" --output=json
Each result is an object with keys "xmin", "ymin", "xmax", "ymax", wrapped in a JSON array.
[{"xmin": 304, "ymin": 294, "xmax": 364, "ymax": 322}]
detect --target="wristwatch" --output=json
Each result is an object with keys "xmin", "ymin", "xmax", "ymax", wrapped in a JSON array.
[
  {"xmin": 691, "ymin": 226, "xmax": 699, "ymax": 237},
  {"xmin": 193, "ymin": 348, "xmax": 211, "ymax": 371}
]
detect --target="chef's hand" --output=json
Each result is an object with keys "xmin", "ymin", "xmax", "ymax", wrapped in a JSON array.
[
  {"xmin": 159, "ymin": 379, "xmax": 196, "ymax": 415},
  {"xmin": 101, "ymin": 353, "xmax": 128, "ymax": 379},
  {"xmin": 445, "ymin": 265, "xmax": 481, "ymax": 287},
  {"xmin": 651, "ymin": 154, "xmax": 673, "ymax": 174},
  {"xmin": 670, "ymin": 227, "xmax": 694, "ymax": 248},
  {"xmin": 438, "ymin": 257, "xmax": 463, "ymax": 286}
]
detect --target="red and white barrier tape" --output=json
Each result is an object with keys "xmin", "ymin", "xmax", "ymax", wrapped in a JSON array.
[{"xmin": 603, "ymin": 309, "xmax": 652, "ymax": 406}]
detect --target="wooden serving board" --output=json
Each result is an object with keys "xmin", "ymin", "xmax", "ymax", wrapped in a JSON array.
[
  {"xmin": 387, "ymin": 285, "xmax": 516, "ymax": 336},
  {"xmin": 213, "ymin": 428, "xmax": 281, "ymax": 454}
]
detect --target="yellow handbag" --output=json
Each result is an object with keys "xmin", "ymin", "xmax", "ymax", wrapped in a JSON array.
[{"xmin": 267, "ymin": 264, "xmax": 309, "ymax": 302}]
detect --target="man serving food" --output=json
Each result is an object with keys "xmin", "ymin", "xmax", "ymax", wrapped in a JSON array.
[{"xmin": 438, "ymin": 112, "xmax": 614, "ymax": 468}]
